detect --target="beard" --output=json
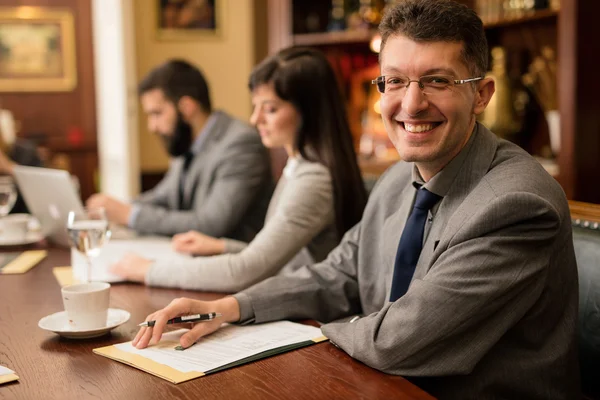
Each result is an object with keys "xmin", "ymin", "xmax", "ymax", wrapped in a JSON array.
[{"xmin": 161, "ymin": 112, "xmax": 193, "ymax": 157}]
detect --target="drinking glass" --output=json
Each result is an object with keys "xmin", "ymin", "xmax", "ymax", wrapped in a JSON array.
[
  {"xmin": 66, "ymin": 207, "xmax": 111, "ymax": 283},
  {"xmin": 0, "ymin": 176, "xmax": 17, "ymax": 218}
]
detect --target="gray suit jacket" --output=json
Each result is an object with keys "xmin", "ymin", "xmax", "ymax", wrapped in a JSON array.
[
  {"xmin": 133, "ymin": 111, "xmax": 273, "ymax": 241},
  {"xmin": 235, "ymin": 123, "xmax": 580, "ymax": 399}
]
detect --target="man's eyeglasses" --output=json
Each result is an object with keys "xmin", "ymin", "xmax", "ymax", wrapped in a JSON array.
[{"xmin": 371, "ymin": 74, "xmax": 484, "ymax": 96}]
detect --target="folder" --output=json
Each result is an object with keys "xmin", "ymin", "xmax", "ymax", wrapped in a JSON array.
[
  {"xmin": 0, "ymin": 250, "xmax": 47, "ymax": 274},
  {"xmin": 94, "ymin": 321, "xmax": 328, "ymax": 384},
  {"xmin": 52, "ymin": 266, "xmax": 79, "ymax": 287},
  {"xmin": 0, "ymin": 366, "xmax": 19, "ymax": 385}
]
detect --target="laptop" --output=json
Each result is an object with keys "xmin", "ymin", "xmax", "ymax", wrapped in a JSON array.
[{"xmin": 13, "ymin": 165, "xmax": 84, "ymax": 247}]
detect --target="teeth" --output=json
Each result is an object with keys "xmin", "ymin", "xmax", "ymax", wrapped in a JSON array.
[{"xmin": 404, "ymin": 123, "xmax": 435, "ymax": 133}]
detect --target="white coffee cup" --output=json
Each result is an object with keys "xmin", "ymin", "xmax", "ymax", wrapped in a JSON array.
[
  {"xmin": 61, "ymin": 282, "xmax": 110, "ymax": 330},
  {"xmin": 0, "ymin": 214, "xmax": 30, "ymax": 241}
]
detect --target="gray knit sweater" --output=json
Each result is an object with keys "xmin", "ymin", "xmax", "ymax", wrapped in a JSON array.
[{"xmin": 145, "ymin": 157, "xmax": 338, "ymax": 292}]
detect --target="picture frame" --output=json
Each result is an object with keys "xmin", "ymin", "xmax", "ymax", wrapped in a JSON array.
[
  {"xmin": 156, "ymin": 0, "xmax": 221, "ymax": 40},
  {"xmin": 0, "ymin": 7, "xmax": 77, "ymax": 92}
]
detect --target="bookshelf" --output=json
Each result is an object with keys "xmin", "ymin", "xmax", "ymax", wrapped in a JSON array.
[
  {"xmin": 266, "ymin": 0, "xmax": 600, "ymax": 203},
  {"xmin": 290, "ymin": 9, "xmax": 560, "ymax": 47}
]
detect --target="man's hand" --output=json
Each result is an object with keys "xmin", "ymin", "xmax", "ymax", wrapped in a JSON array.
[
  {"xmin": 172, "ymin": 230, "xmax": 225, "ymax": 256},
  {"xmin": 132, "ymin": 296, "xmax": 241, "ymax": 349},
  {"xmin": 86, "ymin": 194, "xmax": 131, "ymax": 225},
  {"xmin": 0, "ymin": 148, "xmax": 15, "ymax": 175},
  {"xmin": 110, "ymin": 253, "xmax": 152, "ymax": 283}
]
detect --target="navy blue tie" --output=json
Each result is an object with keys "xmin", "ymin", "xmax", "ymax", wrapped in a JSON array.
[{"xmin": 389, "ymin": 187, "xmax": 442, "ymax": 301}]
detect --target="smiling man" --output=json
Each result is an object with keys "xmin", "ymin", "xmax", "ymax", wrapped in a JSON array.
[
  {"xmin": 133, "ymin": 2, "xmax": 579, "ymax": 398},
  {"xmin": 87, "ymin": 60, "xmax": 273, "ymax": 240}
]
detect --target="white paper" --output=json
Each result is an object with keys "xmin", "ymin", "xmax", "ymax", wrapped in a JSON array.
[
  {"xmin": 115, "ymin": 321, "xmax": 323, "ymax": 373},
  {"xmin": 0, "ymin": 366, "xmax": 15, "ymax": 376},
  {"xmin": 72, "ymin": 237, "xmax": 192, "ymax": 282}
]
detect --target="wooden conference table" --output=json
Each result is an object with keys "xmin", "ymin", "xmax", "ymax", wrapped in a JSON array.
[{"xmin": 0, "ymin": 245, "xmax": 434, "ymax": 400}]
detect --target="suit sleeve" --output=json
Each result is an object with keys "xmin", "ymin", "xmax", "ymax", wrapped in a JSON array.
[
  {"xmin": 145, "ymin": 164, "xmax": 335, "ymax": 292},
  {"xmin": 321, "ymin": 191, "xmax": 564, "ymax": 376},
  {"xmin": 233, "ymin": 220, "xmax": 364, "ymax": 323},
  {"xmin": 132, "ymin": 132, "xmax": 269, "ymax": 237}
]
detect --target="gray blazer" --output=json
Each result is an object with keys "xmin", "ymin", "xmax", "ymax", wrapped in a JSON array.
[
  {"xmin": 145, "ymin": 158, "xmax": 339, "ymax": 292},
  {"xmin": 235, "ymin": 123, "xmax": 580, "ymax": 399},
  {"xmin": 133, "ymin": 111, "xmax": 273, "ymax": 241}
]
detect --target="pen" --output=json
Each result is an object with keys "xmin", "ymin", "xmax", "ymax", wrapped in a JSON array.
[{"xmin": 138, "ymin": 312, "xmax": 222, "ymax": 327}]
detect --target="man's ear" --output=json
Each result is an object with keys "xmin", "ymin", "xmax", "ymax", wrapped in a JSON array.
[
  {"xmin": 176, "ymin": 96, "xmax": 197, "ymax": 119},
  {"xmin": 473, "ymin": 77, "xmax": 495, "ymax": 115}
]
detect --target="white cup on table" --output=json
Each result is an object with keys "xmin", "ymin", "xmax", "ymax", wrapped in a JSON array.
[
  {"xmin": 0, "ymin": 214, "xmax": 30, "ymax": 241},
  {"xmin": 61, "ymin": 282, "xmax": 110, "ymax": 330}
]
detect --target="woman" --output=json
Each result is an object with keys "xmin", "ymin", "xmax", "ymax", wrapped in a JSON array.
[{"xmin": 111, "ymin": 47, "xmax": 367, "ymax": 292}]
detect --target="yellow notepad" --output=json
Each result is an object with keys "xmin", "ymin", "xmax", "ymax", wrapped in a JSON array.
[
  {"xmin": 0, "ymin": 250, "xmax": 47, "ymax": 274},
  {"xmin": 0, "ymin": 366, "xmax": 19, "ymax": 384},
  {"xmin": 52, "ymin": 266, "xmax": 79, "ymax": 287},
  {"xmin": 94, "ymin": 321, "xmax": 328, "ymax": 384}
]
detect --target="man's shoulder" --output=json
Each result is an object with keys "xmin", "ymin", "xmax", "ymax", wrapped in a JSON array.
[
  {"xmin": 485, "ymin": 138, "xmax": 565, "ymax": 202},
  {"xmin": 214, "ymin": 111, "xmax": 258, "ymax": 141},
  {"xmin": 369, "ymin": 161, "xmax": 413, "ymax": 197}
]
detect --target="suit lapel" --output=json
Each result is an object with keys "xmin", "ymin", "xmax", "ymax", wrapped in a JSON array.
[
  {"xmin": 169, "ymin": 157, "xmax": 186, "ymax": 209},
  {"xmin": 415, "ymin": 123, "xmax": 500, "ymax": 277},
  {"xmin": 182, "ymin": 112, "xmax": 232, "ymax": 207}
]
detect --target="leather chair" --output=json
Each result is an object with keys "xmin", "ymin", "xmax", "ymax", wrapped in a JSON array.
[{"xmin": 570, "ymin": 201, "xmax": 600, "ymax": 399}]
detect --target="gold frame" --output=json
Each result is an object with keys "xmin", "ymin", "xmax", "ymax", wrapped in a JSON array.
[
  {"xmin": 156, "ymin": 0, "xmax": 222, "ymax": 41},
  {"xmin": 0, "ymin": 7, "xmax": 77, "ymax": 92}
]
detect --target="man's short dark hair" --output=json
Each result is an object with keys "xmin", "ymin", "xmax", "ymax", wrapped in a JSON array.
[
  {"xmin": 379, "ymin": 0, "xmax": 488, "ymax": 77},
  {"xmin": 138, "ymin": 59, "xmax": 212, "ymax": 113}
]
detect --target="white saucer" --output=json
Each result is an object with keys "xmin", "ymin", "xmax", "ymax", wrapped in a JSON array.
[
  {"xmin": 0, "ymin": 231, "xmax": 44, "ymax": 246},
  {"xmin": 38, "ymin": 308, "xmax": 130, "ymax": 339}
]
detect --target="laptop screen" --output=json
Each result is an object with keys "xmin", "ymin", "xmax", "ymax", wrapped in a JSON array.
[{"xmin": 13, "ymin": 166, "xmax": 84, "ymax": 247}]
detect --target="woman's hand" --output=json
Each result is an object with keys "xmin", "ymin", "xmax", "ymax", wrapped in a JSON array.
[
  {"xmin": 172, "ymin": 230, "xmax": 225, "ymax": 256},
  {"xmin": 110, "ymin": 253, "xmax": 152, "ymax": 282},
  {"xmin": 132, "ymin": 296, "xmax": 241, "ymax": 349}
]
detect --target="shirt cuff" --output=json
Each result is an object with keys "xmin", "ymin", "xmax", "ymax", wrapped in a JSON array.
[
  {"xmin": 232, "ymin": 292, "xmax": 256, "ymax": 324},
  {"xmin": 128, "ymin": 204, "xmax": 142, "ymax": 228}
]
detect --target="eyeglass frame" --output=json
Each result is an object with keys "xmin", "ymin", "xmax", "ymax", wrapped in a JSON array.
[{"xmin": 371, "ymin": 74, "xmax": 485, "ymax": 95}]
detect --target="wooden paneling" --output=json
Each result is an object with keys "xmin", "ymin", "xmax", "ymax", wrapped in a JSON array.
[
  {"xmin": 0, "ymin": 0, "xmax": 97, "ymax": 200},
  {"xmin": 558, "ymin": 1, "xmax": 600, "ymax": 203}
]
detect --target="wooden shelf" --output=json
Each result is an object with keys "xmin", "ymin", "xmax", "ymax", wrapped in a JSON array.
[
  {"xmin": 569, "ymin": 200, "xmax": 600, "ymax": 225},
  {"xmin": 292, "ymin": 29, "xmax": 376, "ymax": 46},
  {"xmin": 291, "ymin": 9, "xmax": 558, "ymax": 46},
  {"xmin": 292, "ymin": 9, "xmax": 558, "ymax": 47},
  {"xmin": 483, "ymin": 8, "xmax": 558, "ymax": 29}
]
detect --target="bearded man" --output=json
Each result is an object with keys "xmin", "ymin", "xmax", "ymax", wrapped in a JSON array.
[{"xmin": 87, "ymin": 59, "xmax": 272, "ymax": 240}]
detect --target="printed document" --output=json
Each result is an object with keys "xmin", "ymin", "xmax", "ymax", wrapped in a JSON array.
[{"xmin": 94, "ymin": 321, "xmax": 327, "ymax": 383}]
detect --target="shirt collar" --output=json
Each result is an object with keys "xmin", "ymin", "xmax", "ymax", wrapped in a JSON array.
[
  {"xmin": 189, "ymin": 111, "xmax": 220, "ymax": 155},
  {"xmin": 411, "ymin": 122, "xmax": 479, "ymax": 197},
  {"xmin": 282, "ymin": 155, "xmax": 302, "ymax": 179}
]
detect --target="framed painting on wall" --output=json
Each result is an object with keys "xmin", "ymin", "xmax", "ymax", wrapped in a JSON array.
[
  {"xmin": 0, "ymin": 7, "xmax": 77, "ymax": 92},
  {"xmin": 157, "ymin": 0, "xmax": 220, "ymax": 40}
]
